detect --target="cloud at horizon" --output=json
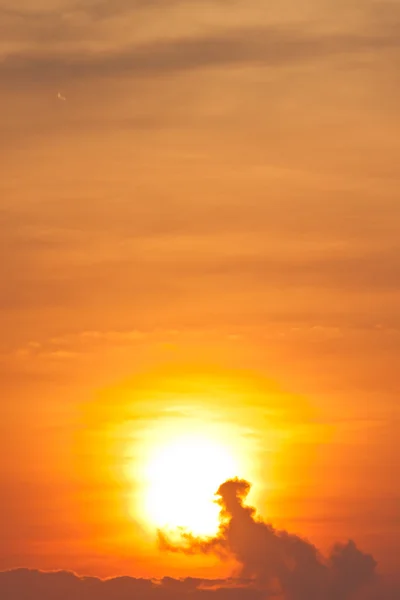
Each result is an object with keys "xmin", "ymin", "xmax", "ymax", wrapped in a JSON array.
[
  {"xmin": 1, "ymin": 0, "xmax": 399, "ymax": 584},
  {"xmin": 1, "ymin": 478, "xmax": 398, "ymax": 600},
  {"xmin": 1, "ymin": 569, "xmax": 398, "ymax": 600}
]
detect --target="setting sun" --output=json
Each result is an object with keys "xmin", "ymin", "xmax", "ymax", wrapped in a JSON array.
[
  {"xmin": 143, "ymin": 434, "xmax": 238, "ymax": 537},
  {"xmin": 123, "ymin": 404, "xmax": 256, "ymax": 540},
  {"xmin": 2, "ymin": 0, "xmax": 399, "ymax": 594}
]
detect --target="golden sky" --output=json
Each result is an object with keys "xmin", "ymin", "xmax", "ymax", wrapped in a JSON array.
[{"xmin": 0, "ymin": 0, "xmax": 399, "ymax": 590}]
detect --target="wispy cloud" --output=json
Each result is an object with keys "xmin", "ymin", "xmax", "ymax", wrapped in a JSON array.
[{"xmin": 2, "ymin": 22, "xmax": 400, "ymax": 85}]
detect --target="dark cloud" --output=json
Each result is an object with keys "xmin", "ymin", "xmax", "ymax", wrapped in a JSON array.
[
  {"xmin": 0, "ymin": 0, "xmax": 199, "ymax": 44},
  {"xmin": 0, "ymin": 566, "xmax": 398, "ymax": 600},
  {"xmin": 0, "ymin": 483, "xmax": 398, "ymax": 600},
  {"xmin": 76, "ymin": 0, "xmax": 207, "ymax": 21},
  {"xmin": 0, "ymin": 0, "xmax": 209, "ymax": 21},
  {"xmin": 159, "ymin": 478, "xmax": 396, "ymax": 600},
  {"xmin": 1, "ymin": 23, "xmax": 400, "ymax": 85},
  {"xmin": 0, "ymin": 569, "xmax": 264, "ymax": 600}
]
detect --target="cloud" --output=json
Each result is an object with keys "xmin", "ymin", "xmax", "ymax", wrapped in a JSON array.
[
  {"xmin": 0, "ymin": 482, "xmax": 398, "ymax": 600},
  {"xmin": 159, "ymin": 478, "xmax": 395, "ymax": 600},
  {"xmin": 1, "ymin": 568, "xmax": 397, "ymax": 600},
  {"xmin": 2, "ymin": 22, "xmax": 400, "ymax": 86},
  {"xmin": 76, "ymin": 0, "xmax": 210, "ymax": 21},
  {"xmin": 0, "ymin": 569, "xmax": 264, "ymax": 600},
  {"xmin": 0, "ymin": 0, "xmax": 203, "ymax": 47}
]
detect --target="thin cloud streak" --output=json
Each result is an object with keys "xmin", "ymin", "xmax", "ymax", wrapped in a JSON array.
[{"xmin": 2, "ymin": 24, "xmax": 400, "ymax": 84}]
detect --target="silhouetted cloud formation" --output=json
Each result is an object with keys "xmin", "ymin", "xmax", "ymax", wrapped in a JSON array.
[
  {"xmin": 159, "ymin": 479, "xmax": 397, "ymax": 600},
  {"xmin": 0, "ymin": 480, "xmax": 398, "ymax": 600},
  {"xmin": 1, "ymin": 566, "xmax": 398, "ymax": 600},
  {"xmin": 0, "ymin": 569, "xmax": 264, "ymax": 600}
]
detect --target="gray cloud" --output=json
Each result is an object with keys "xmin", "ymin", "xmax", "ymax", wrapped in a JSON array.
[
  {"xmin": 1, "ymin": 23, "xmax": 400, "ymax": 85},
  {"xmin": 0, "ymin": 569, "xmax": 265, "ymax": 600},
  {"xmin": 0, "ymin": 0, "xmax": 210, "ymax": 21},
  {"xmin": 75, "ymin": 0, "xmax": 203, "ymax": 21},
  {"xmin": 159, "ymin": 478, "xmax": 397, "ymax": 600},
  {"xmin": 0, "ymin": 0, "xmax": 229, "ymax": 49},
  {"xmin": 0, "ymin": 0, "xmax": 185, "ymax": 45}
]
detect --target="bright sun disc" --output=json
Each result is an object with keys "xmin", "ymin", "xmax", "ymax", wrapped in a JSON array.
[{"xmin": 143, "ymin": 434, "xmax": 239, "ymax": 537}]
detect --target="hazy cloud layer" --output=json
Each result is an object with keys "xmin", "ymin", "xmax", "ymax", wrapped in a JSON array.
[
  {"xmin": 1, "ymin": 0, "xmax": 400, "ymax": 86},
  {"xmin": 2, "ymin": 24, "xmax": 400, "ymax": 85}
]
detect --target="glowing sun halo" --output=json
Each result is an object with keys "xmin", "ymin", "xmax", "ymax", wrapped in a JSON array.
[{"xmin": 143, "ymin": 434, "xmax": 239, "ymax": 537}]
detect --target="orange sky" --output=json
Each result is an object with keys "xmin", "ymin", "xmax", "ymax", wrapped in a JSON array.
[{"xmin": 0, "ymin": 0, "xmax": 399, "ymax": 583}]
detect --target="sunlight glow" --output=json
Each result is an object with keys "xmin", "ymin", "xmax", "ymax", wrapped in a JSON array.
[
  {"xmin": 120, "ymin": 379, "xmax": 266, "ymax": 539},
  {"xmin": 143, "ymin": 433, "xmax": 239, "ymax": 537}
]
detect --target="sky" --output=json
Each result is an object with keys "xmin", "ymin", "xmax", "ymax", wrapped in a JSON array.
[{"xmin": 0, "ymin": 0, "xmax": 399, "ymax": 596}]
